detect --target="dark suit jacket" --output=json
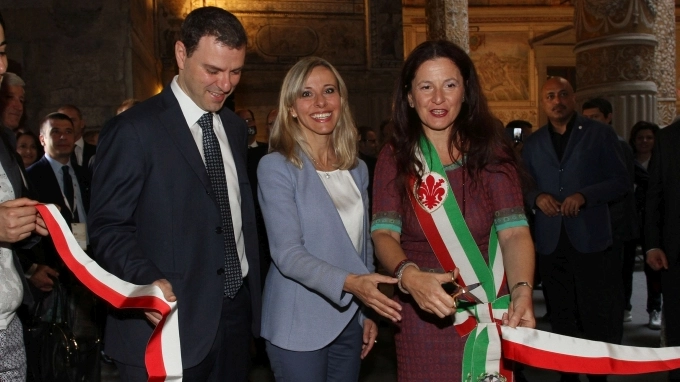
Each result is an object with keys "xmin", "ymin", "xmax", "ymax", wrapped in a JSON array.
[
  {"xmin": 609, "ymin": 138, "xmax": 639, "ymax": 242},
  {"xmin": 25, "ymin": 155, "xmax": 89, "ymax": 269},
  {"xmin": 522, "ymin": 114, "xmax": 629, "ymax": 254},
  {"xmin": 645, "ymin": 120, "xmax": 680, "ymax": 263},
  {"xmin": 70, "ymin": 141, "xmax": 96, "ymax": 172},
  {"xmin": 88, "ymin": 86, "xmax": 261, "ymax": 368},
  {"xmin": 0, "ymin": 127, "xmax": 33, "ymax": 307}
]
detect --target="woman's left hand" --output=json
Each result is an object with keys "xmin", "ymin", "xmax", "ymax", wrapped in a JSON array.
[
  {"xmin": 361, "ymin": 318, "xmax": 378, "ymax": 359},
  {"xmin": 502, "ymin": 289, "xmax": 535, "ymax": 328}
]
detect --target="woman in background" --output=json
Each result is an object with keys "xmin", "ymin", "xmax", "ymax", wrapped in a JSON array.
[
  {"xmin": 257, "ymin": 56, "xmax": 401, "ymax": 381},
  {"xmin": 15, "ymin": 131, "xmax": 42, "ymax": 168}
]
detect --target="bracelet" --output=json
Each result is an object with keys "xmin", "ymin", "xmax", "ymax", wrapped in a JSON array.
[
  {"xmin": 395, "ymin": 261, "xmax": 419, "ymax": 294},
  {"xmin": 393, "ymin": 259, "xmax": 411, "ymax": 277},
  {"xmin": 510, "ymin": 281, "xmax": 533, "ymax": 295}
]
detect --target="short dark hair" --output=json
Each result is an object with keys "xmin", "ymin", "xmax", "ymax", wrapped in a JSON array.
[
  {"xmin": 40, "ymin": 112, "xmax": 73, "ymax": 134},
  {"xmin": 180, "ymin": 7, "xmax": 247, "ymax": 57},
  {"xmin": 506, "ymin": 120, "xmax": 532, "ymax": 130},
  {"xmin": 582, "ymin": 98, "xmax": 612, "ymax": 117},
  {"xmin": 59, "ymin": 104, "xmax": 82, "ymax": 119}
]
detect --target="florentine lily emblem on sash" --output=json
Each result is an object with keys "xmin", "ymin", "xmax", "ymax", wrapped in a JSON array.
[{"xmin": 415, "ymin": 172, "xmax": 448, "ymax": 212}]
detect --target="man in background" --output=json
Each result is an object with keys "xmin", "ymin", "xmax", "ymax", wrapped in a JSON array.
[{"xmin": 58, "ymin": 104, "xmax": 96, "ymax": 171}]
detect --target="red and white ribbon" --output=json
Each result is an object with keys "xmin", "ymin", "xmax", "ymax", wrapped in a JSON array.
[
  {"xmin": 36, "ymin": 204, "xmax": 182, "ymax": 381},
  {"xmin": 502, "ymin": 326, "xmax": 680, "ymax": 375}
]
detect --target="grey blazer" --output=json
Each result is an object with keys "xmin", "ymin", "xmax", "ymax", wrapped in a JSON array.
[{"xmin": 257, "ymin": 152, "xmax": 373, "ymax": 351}]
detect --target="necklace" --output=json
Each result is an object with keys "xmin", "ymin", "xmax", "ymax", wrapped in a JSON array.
[{"xmin": 311, "ymin": 156, "xmax": 332, "ymax": 179}]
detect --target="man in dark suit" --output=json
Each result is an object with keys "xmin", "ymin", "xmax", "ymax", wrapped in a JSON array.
[
  {"xmin": 58, "ymin": 104, "xmax": 96, "ymax": 171},
  {"xmin": 88, "ymin": 7, "xmax": 261, "ymax": 381},
  {"xmin": 582, "ymin": 98, "xmax": 641, "ymax": 325},
  {"xmin": 645, "ymin": 120, "xmax": 680, "ymax": 382},
  {"xmin": 522, "ymin": 77, "xmax": 629, "ymax": 382},
  {"xmin": 27, "ymin": 113, "xmax": 90, "ymax": 261}
]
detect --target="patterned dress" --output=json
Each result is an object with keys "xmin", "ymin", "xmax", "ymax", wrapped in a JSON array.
[{"xmin": 371, "ymin": 145, "xmax": 527, "ymax": 382}]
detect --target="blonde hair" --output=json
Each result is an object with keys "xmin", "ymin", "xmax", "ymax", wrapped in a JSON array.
[{"xmin": 269, "ymin": 56, "xmax": 357, "ymax": 169}]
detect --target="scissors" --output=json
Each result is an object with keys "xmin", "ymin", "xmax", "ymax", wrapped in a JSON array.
[{"xmin": 441, "ymin": 276, "xmax": 483, "ymax": 304}]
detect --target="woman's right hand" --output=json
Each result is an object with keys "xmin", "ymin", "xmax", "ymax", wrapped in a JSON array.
[
  {"xmin": 344, "ymin": 273, "xmax": 402, "ymax": 322},
  {"xmin": 400, "ymin": 267, "xmax": 457, "ymax": 318}
]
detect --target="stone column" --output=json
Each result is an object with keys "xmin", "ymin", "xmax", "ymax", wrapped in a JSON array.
[
  {"xmin": 425, "ymin": 0, "xmax": 469, "ymax": 53},
  {"xmin": 653, "ymin": 0, "xmax": 676, "ymax": 126},
  {"xmin": 573, "ymin": 0, "xmax": 658, "ymax": 138}
]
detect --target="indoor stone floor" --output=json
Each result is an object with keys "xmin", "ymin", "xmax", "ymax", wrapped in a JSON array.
[{"xmin": 100, "ymin": 256, "xmax": 669, "ymax": 382}]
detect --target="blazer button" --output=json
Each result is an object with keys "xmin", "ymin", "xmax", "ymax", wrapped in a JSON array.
[
  {"xmin": 559, "ymin": 187, "xmax": 564, "ymax": 191},
  {"xmin": 215, "ymin": 226, "xmax": 223, "ymax": 234},
  {"xmin": 217, "ymin": 268, "xmax": 224, "ymax": 275}
]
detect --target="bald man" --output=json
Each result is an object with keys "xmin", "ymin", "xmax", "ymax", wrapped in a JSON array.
[{"xmin": 521, "ymin": 77, "xmax": 629, "ymax": 382}]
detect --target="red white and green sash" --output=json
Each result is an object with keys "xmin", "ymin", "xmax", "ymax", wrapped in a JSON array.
[
  {"xmin": 408, "ymin": 135, "xmax": 511, "ymax": 381},
  {"xmin": 409, "ymin": 136, "xmax": 680, "ymax": 381},
  {"xmin": 36, "ymin": 204, "xmax": 183, "ymax": 381}
]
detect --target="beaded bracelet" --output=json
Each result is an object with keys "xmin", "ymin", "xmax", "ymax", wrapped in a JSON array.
[
  {"xmin": 510, "ymin": 281, "xmax": 533, "ymax": 295},
  {"xmin": 395, "ymin": 261, "xmax": 419, "ymax": 294}
]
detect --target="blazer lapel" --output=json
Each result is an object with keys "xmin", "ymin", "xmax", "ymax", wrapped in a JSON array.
[
  {"xmin": 560, "ymin": 116, "xmax": 586, "ymax": 165},
  {"xmin": 536, "ymin": 127, "xmax": 560, "ymax": 166},
  {"xmin": 158, "ymin": 89, "xmax": 212, "ymax": 193}
]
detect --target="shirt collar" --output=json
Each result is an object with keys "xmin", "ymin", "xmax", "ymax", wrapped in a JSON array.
[
  {"xmin": 44, "ymin": 154, "xmax": 73, "ymax": 174},
  {"xmin": 548, "ymin": 112, "xmax": 577, "ymax": 135},
  {"xmin": 75, "ymin": 137, "xmax": 84, "ymax": 148},
  {"xmin": 170, "ymin": 75, "xmax": 212, "ymax": 128}
]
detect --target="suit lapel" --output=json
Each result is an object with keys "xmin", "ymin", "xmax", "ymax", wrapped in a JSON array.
[
  {"xmin": 536, "ymin": 126, "xmax": 560, "ymax": 166},
  {"xmin": 218, "ymin": 108, "xmax": 248, "ymax": 184},
  {"xmin": 158, "ymin": 89, "xmax": 213, "ymax": 193},
  {"xmin": 560, "ymin": 116, "xmax": 586, "ymax": 164}
]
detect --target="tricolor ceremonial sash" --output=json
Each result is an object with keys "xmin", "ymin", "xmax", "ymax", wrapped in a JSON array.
[
  {"xmin": 408, "ymin": 136, "xmax": 680, "ymax": 381},
  {"xmin": 36, "ymin": 204, "xmax": 183, "ymax": 382}
]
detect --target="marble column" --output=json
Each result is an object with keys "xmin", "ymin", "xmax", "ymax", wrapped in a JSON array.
[
  {"xmin": 573, "ymin": 0, "xmax": 658, "ymax": 138},
  {"xmin": 653, "ymin": 0, "xmax": 677, "ymax": 126},
  {"xmin": 425, "ymin": 0, "xmax": 469, "ymax": 53}
]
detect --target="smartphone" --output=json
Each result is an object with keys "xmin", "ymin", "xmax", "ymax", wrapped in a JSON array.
[{"xmin": 513, "ymin": 127, "xmax": 522, "ymax": 143}]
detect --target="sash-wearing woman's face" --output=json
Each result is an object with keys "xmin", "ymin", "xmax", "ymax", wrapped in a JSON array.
[
  {"xmin": 292, "ymin": 66, "xmax": 341, "ymax": 138},
  {"xmin": 407, "ymin": 57, "xmax": 465, "ymax": 135}
]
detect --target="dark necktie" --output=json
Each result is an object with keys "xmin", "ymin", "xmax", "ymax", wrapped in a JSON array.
[
  {"xmin": 62, "ymin": 165, "xmax": 79, "ymax": 223},
  {"xmin": 198, "ymin": 113, "xmax": 243, "ymax": 297}
]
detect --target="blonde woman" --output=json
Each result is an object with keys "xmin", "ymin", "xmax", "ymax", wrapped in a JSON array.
[{"xmin": 257, "ymin": 57, "xmax": 401, "ymax": 381}]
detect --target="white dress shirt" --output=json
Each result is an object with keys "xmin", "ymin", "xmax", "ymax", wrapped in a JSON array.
[{"xmin": 170, "ymin": 76, "xmax": 248, "ymax": 278}]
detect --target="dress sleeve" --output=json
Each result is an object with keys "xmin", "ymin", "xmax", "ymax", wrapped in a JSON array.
[
  {"xmin": 484, "ymin": 162, "xmax": 528, "ymax": 232},
  {"xmin": 370, "ymin": 145, "xmax": 404, "ymax": 234}
]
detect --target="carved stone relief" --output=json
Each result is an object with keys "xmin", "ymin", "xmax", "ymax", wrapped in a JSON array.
[
  {"xmin": 469, "ymin": 33, "xmax": 530, "ymax": 101},
  {"xmin": 574, "ymin": 0, "xmax": 656, "ymax": 41},
  {"xmin": 370, "ymin": 0, "xmax": 404, "ymax": 68},
  {"xmin": 576, "ymin": 45, "xmax": 655, "ymax": 88},
  {"xmin": 653, "ymin": 0, "xmax": 676, "ymax": 124}
]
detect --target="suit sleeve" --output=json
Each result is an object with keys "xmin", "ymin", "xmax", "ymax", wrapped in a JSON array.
[
  {"xmin": 88, "ymin": 117, "xmax": 165, "ymax": 285},
  {"xmin": 358, "ymin": 159, "xmax": 374, "ymax": 273},
  {"xmin": 644, "ymin": 131, "xmax": 664, "ymax": 251},
  {"xmin": 576, "ymin": 127, "xmax": 629, "ymax": 207},
  {"xmin": 521, "ymin": 140, "xmax": 541, "ymax": 210},
  {"xmin": 257, "ymin": 154, "xmax": 353, "ymax": 307}
]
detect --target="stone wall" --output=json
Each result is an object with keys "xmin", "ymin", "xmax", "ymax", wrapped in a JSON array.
[{"xmin": 0, "ymin": 0, "xmax": 138, "ymax": 131}]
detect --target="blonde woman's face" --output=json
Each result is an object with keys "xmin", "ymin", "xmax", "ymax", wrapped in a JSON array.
[{"xmin": 291, "ymin": 66, "xmax": 341, "ymax": 139}]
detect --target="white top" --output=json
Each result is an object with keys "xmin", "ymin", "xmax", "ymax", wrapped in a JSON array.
[
  {"xmin": 170, "ymin": 76, "xmax": 248, "ymax": 278},
  {"xmin": 316, "ymin": 169, "xmax": 364, "ymax": 254},
  {"xmin": 0, "ymin": 163, "xmax": 22, "ymax": 330},
  {"xmin": 74, "ymin": 137, "xmax": 84, "ymax": 166}
]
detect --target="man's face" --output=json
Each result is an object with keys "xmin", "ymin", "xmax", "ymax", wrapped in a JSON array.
[
  {"xmin": 40, "ymin": 119, "xmax": 75, "ymax": 163},
  {"xmin": 0, "ymin": 84, "xmax": 24, "ymax": 130},
  {"xmin": 237, "ymin": 110, "xmax": 256, "ymax": 136},
  {"xmin": 582, "ymin": 107, "xmax": 612, "ymax": 125},
  {"xmin": 358, "ymin": 130, "xmax": 378, "ymax": 157},
  {"xmin": 58, "ymin": 107, "xmax": 85, "ymax": 140},
  {"xmin": 541, "ymin": 78, "xmax": 575, "ymax": 125},
  {"xmin": 175, "ymin": 35, "xmax": 246, "ymax": 113}
]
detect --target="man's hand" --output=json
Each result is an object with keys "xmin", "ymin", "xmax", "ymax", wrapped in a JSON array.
[
  {"xmin": 28, "ymin": 265, "xmax": 60, "ymax": 292},
  {"xmin": 0, "ymin": 198, "xmax": 42, "ymax": 243},
  {"xmin": 560, "ymin": 193, "xmax": 585, "ymax": 217},
  {"xmin": 535, "ymin": 194, "xmax": 561, "ymax": 217},
  {"xmin": 145, "ymin": 279, "xmax": 177, "ymax": 326},
  {"xmin": 646, "ymin": 249, "xmax": 668, "ymax": 271}
]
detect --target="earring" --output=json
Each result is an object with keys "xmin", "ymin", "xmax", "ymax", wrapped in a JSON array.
[{"xmin": 291, "ymin": 113, "xmax": 297, "ymax": 118}]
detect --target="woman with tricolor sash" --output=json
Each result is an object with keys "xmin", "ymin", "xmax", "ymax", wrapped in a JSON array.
[{"xmin": 371, "ymin": 40, "xmax": 536, "ymax": 382}]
